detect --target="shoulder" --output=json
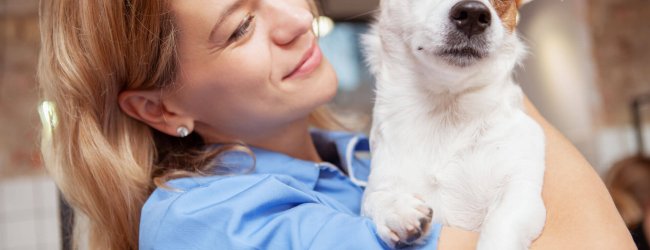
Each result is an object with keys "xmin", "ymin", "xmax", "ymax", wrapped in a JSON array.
[
  {"xmin": 142, "ymin": 173, "xmax": 317, "ymax": 217},
  {"xmin": 138, "ymin": 173, "xmax": 395, "ymax": 250},
  {"xmin": 139, "ymin": 174, "xmax": 320, "ymax": 248}
]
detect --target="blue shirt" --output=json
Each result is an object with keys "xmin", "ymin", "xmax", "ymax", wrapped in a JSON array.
[{"xmin": 139, "ymin": 130, "xmax": 442, "ymax": 249}]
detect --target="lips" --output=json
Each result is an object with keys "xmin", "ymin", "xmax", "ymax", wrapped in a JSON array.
[{"xmin": 283, "ymin": 40, "xmax": 323, "ymax": 80}]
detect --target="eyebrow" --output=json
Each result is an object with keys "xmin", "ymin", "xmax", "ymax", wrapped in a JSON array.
[{"xmin": 209, "ymin": 0, "xmax": 249, "ymax": 42}]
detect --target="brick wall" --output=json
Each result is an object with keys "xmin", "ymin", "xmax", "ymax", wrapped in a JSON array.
[
  {"xmin": 588, "ymin": 0, "xmax": 650, "ymax": 125},
  {"xmin": 0, "ymin": 0, "xmax": 43, "ymax": 178}
]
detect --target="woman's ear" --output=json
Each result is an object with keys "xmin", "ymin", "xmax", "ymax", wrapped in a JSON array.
[{"xmin": 118, "ymin": 90, "xmax": 194, "ymax": 137}]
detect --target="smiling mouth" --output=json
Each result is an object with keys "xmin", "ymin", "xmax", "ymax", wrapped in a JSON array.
[{"xmin": 283, "ymin": 40, "xmax": 323, "ymax": 80}]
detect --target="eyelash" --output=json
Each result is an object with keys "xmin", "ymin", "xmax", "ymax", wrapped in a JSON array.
[{"xmin": 229, "ymin": 14, "xmax": 255, "ymax": 42}]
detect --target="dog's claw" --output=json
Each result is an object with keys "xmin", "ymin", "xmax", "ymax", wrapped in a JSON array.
[
  {"xmin": 364, "ymin": 192, "xmax": 434, "ymax": 248},
  {"xmin": 405, "ymin": 226, "xmax": 423, "ymax": 243},
  {"xmin": 390, "ymin": 232, "xmax": 400, "ymax": 243},
  {"xmin": 419, "ymin": 217, "xmax": 431, "ymax": 230},
  {"xmin": 395, "ymin": 241, "xmax": 412, "ymax": 249}
]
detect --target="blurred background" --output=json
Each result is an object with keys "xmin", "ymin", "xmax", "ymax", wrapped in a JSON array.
[{"xmin": 1, "ymin": 0, "xmax": 649, "ymax": 249}]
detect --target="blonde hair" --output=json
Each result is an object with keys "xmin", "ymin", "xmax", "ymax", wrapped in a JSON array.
[{"xmin": 38, "ymin": 0, "xmax": 340, "ymax": 249}]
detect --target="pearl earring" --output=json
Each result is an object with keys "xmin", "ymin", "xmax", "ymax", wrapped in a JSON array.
[{"xmin": 176, "ymin": 126, "xmax": 190, "ymax": 138}]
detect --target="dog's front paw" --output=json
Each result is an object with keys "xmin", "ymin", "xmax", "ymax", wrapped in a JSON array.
[{"xmin": 363, "ymin": 192, "xmax": 433, "ymax": 248}]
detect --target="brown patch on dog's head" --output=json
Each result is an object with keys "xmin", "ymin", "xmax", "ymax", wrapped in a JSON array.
[{"xmin": 491, "ymin": 0, "xmax": 528, "ymax": 32}]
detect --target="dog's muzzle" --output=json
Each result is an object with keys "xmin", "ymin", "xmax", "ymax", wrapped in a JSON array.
[
  {"xmin": 450, "ymin": 1, "xmax": 492, "ymax": 38},
  {"xmin": 433, "ymin": 1, "xmax": 492, "ymax": 67}
]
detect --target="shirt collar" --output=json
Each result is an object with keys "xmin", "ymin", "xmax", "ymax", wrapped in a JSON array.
[{"xmin": 310, "ymin": 130, "xmax": 370, "ymax": 187}]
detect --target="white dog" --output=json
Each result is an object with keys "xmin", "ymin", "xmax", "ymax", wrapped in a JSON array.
[{"xmin": 361, "ymin": 0, "xmax": 545, "ymax": 249}]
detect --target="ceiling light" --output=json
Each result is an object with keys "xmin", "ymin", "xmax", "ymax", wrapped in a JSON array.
[{"xmin": 313, "ymin": 16, "xmax": 335, "ymax": 37}]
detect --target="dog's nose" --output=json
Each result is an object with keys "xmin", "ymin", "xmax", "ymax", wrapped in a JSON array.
[{"xmin": 450, "ymin": 1, "xmax": 492, "ymax": 38}]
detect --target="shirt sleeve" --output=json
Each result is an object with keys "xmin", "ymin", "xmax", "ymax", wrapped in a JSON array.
[{"xmin": 139, "ymin": 175, "xmax": 442, "ymax": 250}]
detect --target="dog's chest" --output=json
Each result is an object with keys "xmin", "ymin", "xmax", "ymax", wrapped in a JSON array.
[
  {"xmin": 394, "ymin": 119, "xmax": 522, "ymax": 231},
  {"xmin": 423, "ymin": 155, "xmax": 508, "ymax": 231}
]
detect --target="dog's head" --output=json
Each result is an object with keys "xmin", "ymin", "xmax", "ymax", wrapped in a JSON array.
[{"xmin": 377, "ymin": 0, "xmax": 533, "ymax": 69}]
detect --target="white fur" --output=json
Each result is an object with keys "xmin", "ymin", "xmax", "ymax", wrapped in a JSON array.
[{"xmin": 361, "ymin": 0, "xmax": 545, "ymax": 249}]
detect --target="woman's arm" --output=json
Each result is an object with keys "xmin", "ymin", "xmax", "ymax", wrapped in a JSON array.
[
  {"xmin": 437, "ymin": 98, "xmax": 635, "ymax": 250},
  {"xmin": 525, "ymin": 97, "xmax": 634, "ymax": 249}
]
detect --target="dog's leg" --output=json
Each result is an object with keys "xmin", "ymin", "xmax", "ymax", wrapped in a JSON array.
[
  {"xmin": 363, "ymin": 125, "xmax": 434, "ymax": 248},
  {"xmin": 477, "ymin": 179, "xmax": 546, "ymax": 250}
]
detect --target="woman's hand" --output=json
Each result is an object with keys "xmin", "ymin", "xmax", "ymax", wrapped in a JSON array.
[{"xmin": 437, "ymin": 97, "xmax": 635, "ymax": 249}]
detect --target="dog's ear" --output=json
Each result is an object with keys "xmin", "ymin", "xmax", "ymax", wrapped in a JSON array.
[{"xmin": 518, "ymin": 0, "xmax": 534, "ymax": 7}]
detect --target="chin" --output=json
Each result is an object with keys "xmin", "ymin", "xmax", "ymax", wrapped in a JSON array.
[
  {"xmin": 282, "ymin": 60, "xmax": 338, "ymax": 124},
  {"xmin": 309, "ymin": 59, "xmax": 338, "ymax": 106}
]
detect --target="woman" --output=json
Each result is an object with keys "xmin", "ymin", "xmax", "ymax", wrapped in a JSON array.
[{"xmin": 38, "ymin": 0, "xmax": 634, "ymax": 249}]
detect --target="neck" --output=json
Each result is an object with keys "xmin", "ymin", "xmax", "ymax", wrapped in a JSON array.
[
  {"xmin": 201, "ymin": 118, "xmax": 322, "ymax": 163},
  {"xmin": 248, "ymin": 119, "xmax": 322, "ymax": 162}
]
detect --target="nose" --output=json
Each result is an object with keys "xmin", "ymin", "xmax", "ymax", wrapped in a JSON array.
[
  {"xmin": 449, "ymin": 1, "xmax": 491, "ymax": 38},
  {"xmin": 266, "ymin": 1, "xmax": 314, "ymax": 46}
]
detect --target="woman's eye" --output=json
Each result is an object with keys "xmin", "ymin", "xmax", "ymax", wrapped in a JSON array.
[{"xmin": 228, "ymin": 14, "xmax": 255, "ymax": 42}]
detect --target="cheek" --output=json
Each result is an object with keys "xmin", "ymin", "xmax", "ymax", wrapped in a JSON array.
[
  {"xmin": 311, "ymin": 59, "xmax": 338, "ymax": 102},
  {"xmin": 219, "ymin": 53, "xmax": 271, "ymax": 88},
  {"xmin": 492, "ymin": 0, "xmax": 519, "ymax": 32},
  {"xmin": 204, "ymin": 44, "xmax": 274, "ymax": 98},
  {"xmin": 174, "ymin": 53, "xmax": 274, "ymax": 118}
]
